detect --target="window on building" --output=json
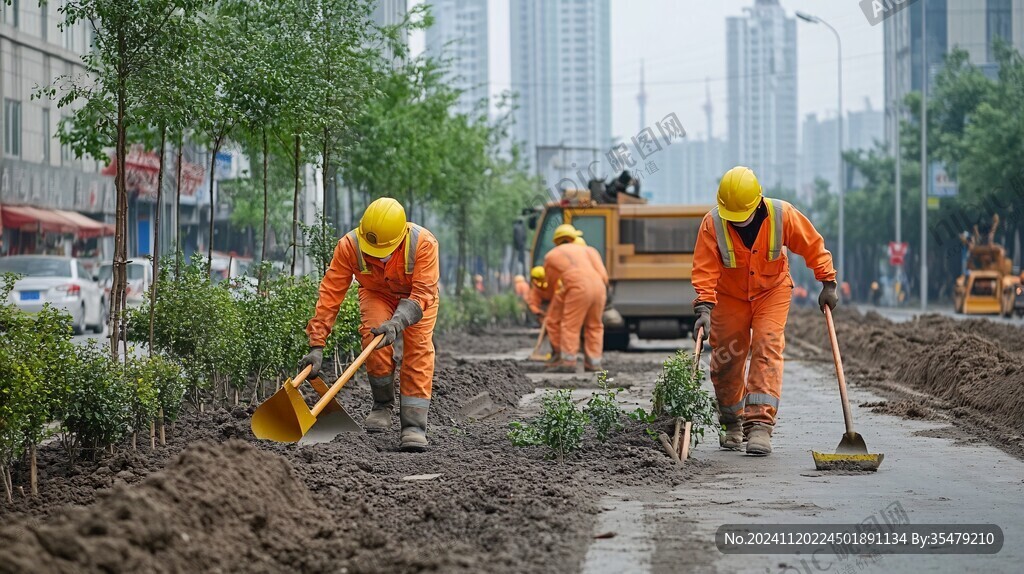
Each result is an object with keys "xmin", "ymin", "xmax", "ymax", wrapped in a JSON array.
[
  {"xmin": 2, "ymin": 0, "xmax": 18, "ymax": 28},
  {"xmin": 5, "ymin": 99, "xmax": 22, "ymax": 157},
  {"xmin": 40, "ymin": 2, "xmax": 46, "ymax": 40},
  {"xmin": 987, "ymin": 0, "xmax": 1012, "ymax": 62},
  {"xmin": 63, "ymin": 19, "xmax": 75, "ymax": 51},
  {"xmin": 61, "ymin": 116, "xmax": 73, "ymax": 164},
  {"xmin": 42, "ymin": 108, "xmax": 51, "ymax": 163}
]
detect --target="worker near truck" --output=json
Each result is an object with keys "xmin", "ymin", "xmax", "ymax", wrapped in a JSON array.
[
  {"xmin": 300, "ymin": 197, "xmax": 440, "ymax": 452},
  {"xmin": 545, "ymin": 224, "xmax": 607, "ymax": 373},
  {"xmin": 692, "ymin": 166, "xmax": 837, "ymax": 456}
]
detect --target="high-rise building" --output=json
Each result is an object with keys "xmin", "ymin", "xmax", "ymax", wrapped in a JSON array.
[
  {"xmin": 884, "ymin": 0, "xmax": 1024, "ymax": 139},
  {"xmin": 799, "ymin": 104, "xmax": 883, "ymax": 200},
  {"xmin": 511, "ymin": 0, "xmax": 612, "ymax": 188},
  {"xmin": 726, "ymin": 0, "xmax": 798, "ymax": 192},
  {"xmin": 373, "ymin": 0, "xmax": 409, "ymax": 63},
  {"xmin": 425, "ymin": 0, "xmax": 489, "ymax": 117}
]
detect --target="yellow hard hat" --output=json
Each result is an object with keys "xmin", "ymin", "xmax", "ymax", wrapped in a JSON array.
[
  {"xmin": 573, "ymin": 236, "xmax": 586, "ymax": 246},
  {"xmin": 553, "ymin": 223, "xmax": 581, "ymax": 245},
  {"xmin": 357, "ymin": 197, "xmax": 408, "ymax": 258},
  {"xmin": 530, "ymin": 266, "xmax": 545, "ymax": 282},
  {"xmin": 717, "ymin": 166, "xmax": 763, "ymax": 222}
]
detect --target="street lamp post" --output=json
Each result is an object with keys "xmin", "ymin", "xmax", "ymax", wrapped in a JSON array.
[{"xmin": 796, "ymin": 11, "xmax": 844, "ymax": 284}]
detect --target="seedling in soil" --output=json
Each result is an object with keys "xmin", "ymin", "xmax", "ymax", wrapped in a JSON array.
[
  {"xmin": 584, "ymin": 372, "xmax": 625, "ymax": 443},
  {"xmin": 651, "ymin": 350, "xmax": 718, "ymax": 446},
  {"xmin": 507, "ymin": 389, "xmax": 589, "ymax": 462}
]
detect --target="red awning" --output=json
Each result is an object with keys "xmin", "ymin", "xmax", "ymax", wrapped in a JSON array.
[{"xmin": 1, "ymin": 205, "xmax": 114, "ymax": 238}]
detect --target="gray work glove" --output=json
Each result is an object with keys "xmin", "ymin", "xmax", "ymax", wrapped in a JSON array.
[
  {"xmin": 371, "ymin": 298, "xmax": 424, "ymax": 349},
  {"xmin": 298, "ymin": 347, "xmax": 323, "ymax": 378},
  {"xmin": 818, "ymin": 281, "xmax": 839, "ymax": 312},
  {"xmin": 693, "ymin": 302, "xmax": 713, "ymax": 344}
]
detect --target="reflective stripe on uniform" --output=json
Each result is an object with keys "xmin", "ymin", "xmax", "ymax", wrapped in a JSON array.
[
  {"xmin": 401, "ymin": 395, "xmax": 431, "ymax": 408},
  {"xmin": 744, "ymin": 393, "xmax": 779, "ymax": 408},
  {"xmin": 709, "ymin": 200, "xmax": 785, "ymax": 268},
  {"xmin": 348, "ymin": 231, "xmax": 372, "ymax": 274},
  {"xmin": 719, "ymin": 399, "xmax": 744, "ymax": 414},
  {"xmin": 405, "ymin": 224, "xmax": 421, "ymax": 274}
]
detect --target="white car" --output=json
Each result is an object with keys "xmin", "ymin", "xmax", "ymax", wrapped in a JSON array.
[
  {"xmin": 98, "ymin": 260, "xmax": 153, "ymax": 308},
  {"xmin": 0, "ymin": 255, "xmax": 107, "ymax": 335}
]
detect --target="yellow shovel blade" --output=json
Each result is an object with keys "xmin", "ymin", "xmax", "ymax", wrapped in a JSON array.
[
  {"xmin": 812, "ymin": 451, "xmax": 884, "ymax": 472},
  {"xmin": 251, "ymin": 383, "xmax": 317, "ymax": 443}
]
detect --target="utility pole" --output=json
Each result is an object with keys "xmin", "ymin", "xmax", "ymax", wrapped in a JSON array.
[{"xmin": 920, "ymin": 0, "xmax": 929, "ymax": 310}]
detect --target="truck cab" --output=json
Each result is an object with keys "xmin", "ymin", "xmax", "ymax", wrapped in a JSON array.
[{"xmin": 529, "ymin": 187, "xmax": 711, "ymax": 350}]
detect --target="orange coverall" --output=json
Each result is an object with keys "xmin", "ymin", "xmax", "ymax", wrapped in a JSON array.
[
  {"xmin": 544, "ymin": 243, "xmax": 607, "ymax": 362},
  {"xmin": 307, "ymin": 224, "xmax": 440, "ymax": 402},
  {"xmin": 692, "ymin": 200, "xmax": 835, "ymax": 426},
  {"xmin": 513, "ymin": 276, "xmax": 530, "ymax": 300}
]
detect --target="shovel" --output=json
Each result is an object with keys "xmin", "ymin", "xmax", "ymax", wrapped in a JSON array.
[
  {"xmin": 527, "ymin": 325, "xmax": 550, "ymax": 362},
  {"xmin": 251, "ymin": 334, "xmax": 384, "ymax": 444},
  {"xmin": 812, "ymin": 307, "xmax": 884, "ymax": 471}
]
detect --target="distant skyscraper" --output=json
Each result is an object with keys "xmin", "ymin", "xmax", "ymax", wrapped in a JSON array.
[
  {"xmin": 884, "ymin": 0, "xmax": 1024, "ymax": 140},
  {"xmin": 799, "ymin": 104, "xmax": 884, "ymax": 200},
  {"xmin": 425, "ymin": 0, "xmax": 489, "ymax": 116},
  {"xmin": 372, "ymin": 0, "xmax": 408, "ymax": 63},
  {"xmin": 511, "ymin": 0, "xmax": 612, "ymax": 184},
  {"xmin": 726, "ymin": 0, "xmax": 797, "ymax": 191}
]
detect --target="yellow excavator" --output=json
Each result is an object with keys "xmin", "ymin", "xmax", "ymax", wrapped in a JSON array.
[{"xmin": 953, "ymin": 214, "xmax": 1020, "ymax": 316}]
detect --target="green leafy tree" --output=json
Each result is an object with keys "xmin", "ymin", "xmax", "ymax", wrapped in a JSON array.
[{"xmin": 652, "ymin": 350, "xmax": 717, "ymax": 445}]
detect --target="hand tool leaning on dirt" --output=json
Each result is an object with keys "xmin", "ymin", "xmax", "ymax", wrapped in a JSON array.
[
  {"xmin": 527, "ymin": 325, "xmax": 550, "ymax": 361},
  {"xmin": 812, "ymin": 307, "xmax": 884, "ymax": 471},
  {"xmin": 252, "ymin": 334, "xmax": 385, "ymax": 444}
]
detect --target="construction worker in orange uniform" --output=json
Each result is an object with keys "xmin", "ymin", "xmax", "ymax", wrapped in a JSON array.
[
  {"xmin": 692, "ymin": 166, "xmax": 837, "ymax": 456},
  {"xmin": 301, "ymin": 197, "xmax": 440, "ymax": 452},
  {"xmin": 528, "ymin": 266, "xmax": 560, "ymax": 360},
  {"xmin": 513, "ymin": 274, "xmax": 530, "ymax": 300},
  {"xmin": 544, "ymin": 224, "xmax": 607, "ymax": 373}
]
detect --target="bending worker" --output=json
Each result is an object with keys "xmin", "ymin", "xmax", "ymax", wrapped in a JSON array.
[
  {"xmin": 692, "ymin": 166, "xmax": 837, "ymax": 456},
  {"xmin": 300, "ymin": 197, "xmax": 440, "ymax": 452},
  {"xmin": 544, "ymin": 224, "xmax": 606, "ymax": 373}
]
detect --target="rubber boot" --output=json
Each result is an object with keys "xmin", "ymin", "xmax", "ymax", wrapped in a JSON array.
[
  {"xmin": 720, "ymin": 413, "xmax": 745, "ymax": 450},
  {"xmin": 745, "ymin": 423, "xmax": 773, "ymax": 456},
  {"xmin": 545, "ymin": 351, "xmax": 562, "ymax": 365},
  {"xmin": 546, "ymin": 359, "xmax": 578, "ymax": 374},
  {"xmin": 583, "ymin": 357, "xmax": 603, "ymax": 372},
  {"xmin": 399, "ymin": 400, "xmax": 429, "ymax": 452},
  {"xmin": 364, "ymin": 374, "xmax": 395, "ymax": 433}
]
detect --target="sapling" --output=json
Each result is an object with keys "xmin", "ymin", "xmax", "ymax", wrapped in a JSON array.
[
  {"xmin": 651, "ymin": 350, "xmax": 718, "ymax": 446},
  {"xmin": 507, "ymin": 389, "xmax": 589, "ymax": 462},
  {"xmin": 584, "ymin": 372, "xmax": 625, "ymax": 442}
]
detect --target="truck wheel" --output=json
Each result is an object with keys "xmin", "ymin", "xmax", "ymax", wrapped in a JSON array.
[{"xmin": 603, "ymin": 329, "xmax": 630, "ymax": 351}]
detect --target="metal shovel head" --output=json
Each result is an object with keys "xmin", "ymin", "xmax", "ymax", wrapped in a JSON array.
[
  {"xmin": 251, "ymin": 383, "xmax": 318, "ymax": 443},
  {"xmin": 812, "ymin": 433, "xmax": 884, "ymax": 471},
  {"xmin": 298, "ymin": 408, "xmax": 363, "ymax": 444}
]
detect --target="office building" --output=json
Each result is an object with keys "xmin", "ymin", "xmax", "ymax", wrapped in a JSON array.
[{"xmin": 425, "ymin": 0, "xmax": 489, "ymax": 117}]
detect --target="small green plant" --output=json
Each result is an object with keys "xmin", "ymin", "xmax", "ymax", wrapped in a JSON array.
[
  {"xmin": 584, "ymin": 372, "xmax": 624, "ymax": 442},
  {"xmin": 57, "ymin": 342, "xmax": 132, "ymax": 460},
  {"xmin": 651, "ymin": 350, "xmax": 718, "ymax": 445},
  {"xmin": 507, "ymin": 389, "xmax": 589, "ymax": 462},
  {"xmin": 627, "ymin": 407, "xmax": 660, "ymax": 440}
]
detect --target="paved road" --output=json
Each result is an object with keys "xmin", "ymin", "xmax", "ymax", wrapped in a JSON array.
[
  {"xmin": 513, "ymin": 339, "xmax": 1023, "ymax": 574},
  {"xmin": 853, "ymin": 303, "xmax": 1024, "ymax": 326}
]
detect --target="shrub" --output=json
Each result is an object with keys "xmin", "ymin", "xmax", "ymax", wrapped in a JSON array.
[
  {"xmin": 488, "ymin": 293, "xmax": 523, "ymax": 327},
  {"xmin": 124, "ymin": 355, "xmax": 160, "ymax": 449},
  {"xmin": 584, "ymin": 372, "xmax": 625, "ymax": 442},
  {"xmin": 507, "ymin": 389, "xmax": 589, "ymax": 462},
  {"xmin": 57, "ymin": 342, "xmax": 132, "ymax": 459},
  {"xmin": 651, "ymin": 350, "xmax": 718, "ymax": 445},
  {"xmin": 146, "ymin": 353, "xmax": 187, "ymax": 423}
]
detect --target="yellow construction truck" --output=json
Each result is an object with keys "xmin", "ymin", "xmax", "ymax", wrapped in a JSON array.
[
  {"xmin": 526, "ymin": 175, "xmax": 710, "ymax": 350},
  {"xmin": 953, "ymin": 214, "xmax": 1021, "ymax": 317}
]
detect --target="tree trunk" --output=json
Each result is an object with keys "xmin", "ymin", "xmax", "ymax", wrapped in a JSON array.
[
  {"xmin": 455, "ymin": 202, "xmax": 467, "ymax": 296},
  {"xmin": 174, "ymin": 134, "xmax": 183, "ymax": 279},
  {"xmin": 206, "ymin": 135, "xmax": 224, "ymax": 275},
  {"xmin": 148, "ymin": 125, "xmax": 167, "ymax": 356},
  {"xmin": 291, "ymin": 133, "xmax": 301, "ymax": 275},
  {"xmin": 159, "ymin": 407, "xmax": 166, "ymax": 446},
  {"xmin": 29, "ymin": 442, "xmax": 37, "ymax": 497},
  {"xmin": 110, "ymin": 80, "xmax": 129, "ymax": 359},
  {"xmin": 260, "ymin": 127, "xmax": 269, "ymax": 288}
]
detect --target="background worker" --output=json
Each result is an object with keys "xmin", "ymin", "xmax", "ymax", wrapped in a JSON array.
[
  {"xmin": 544, "ymin": 224, "xmax": 607, "ymax": 373},
  {"xmin": 300, "ymin": 197, "xmax": 440, "ymax": 452},
  {"xmin": 692, "ymin": 166, "xmax": 837, "ymax": 456},
  {"xmin": 529, "ymin": 266, "xmax": 561, "ymax": 361},
  {"xmin": 513, "ymin": 274, "xmax": 530, "ymax": 301}
]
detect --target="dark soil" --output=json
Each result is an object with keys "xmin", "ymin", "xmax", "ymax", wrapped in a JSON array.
[
  {"xmin": 786, "ymin": 307, "xmax": 1024, "ymax": 460},
  {"xmin": 1, "ymin": 334, "xmax": 695, "ymax": 574}
]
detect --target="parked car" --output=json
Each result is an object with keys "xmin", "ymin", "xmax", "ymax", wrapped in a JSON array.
[
  {"xmin": 0, "ymin": 255, "xmax": 107, "ymax": 335},
  {"xmin": 98, "ymin": 260, "xmax": 153, "ymax": 308}
]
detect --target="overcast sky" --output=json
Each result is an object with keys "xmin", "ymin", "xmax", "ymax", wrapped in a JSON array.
[{"xmin": 411, "ymin": 0, "xmax": 884, "ymax": 143}]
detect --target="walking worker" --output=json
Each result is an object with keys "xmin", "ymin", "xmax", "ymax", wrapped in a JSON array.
[
  {"xmin": 544, "ymin": 224, "xmax": 607, "ymax": 373},
  {"xmin": 300, "ymin": 197, "xmax": 440, "ymax": 452},
  {"xmin": 692, "ymin": 166, "xmax": 837, "ymax": 456},
  {"xmin": 513, "ymin": 274, "xmax": 530, "ymax": 300}
]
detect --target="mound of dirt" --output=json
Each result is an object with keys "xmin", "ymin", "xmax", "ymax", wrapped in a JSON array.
[
  {"xmin": 861, "ymin": 400, "xmax": 931, "ymax": 419},
  {"xmin": 0, "ymin": 441, "xmax": 327, "ymax": 574}
]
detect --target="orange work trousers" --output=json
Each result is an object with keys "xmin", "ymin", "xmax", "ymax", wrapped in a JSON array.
[
  {"xmin": 358, "ymin": 288, "xmax": 438, "ymax": 401},
  {"xmin": 708, "ymin": 283, "xmax": 790, "ymax": 426},
  {"xmin": 560, "ymin": 279, "xmax": 607, "ymax": 362},
  {"xmin": 544, "ymin": 294, "xmax": 564, "ymax": 356}
]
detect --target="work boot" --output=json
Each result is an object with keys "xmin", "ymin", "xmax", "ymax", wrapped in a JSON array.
[
  {"xmin": 399, "ymin": 399, "xmax": 429, "ymax": 452},
  {"xmin": 364, "ymin": 374, "xmax": 395, "ymax": 433},
  {"xmin": 583, "ymin": 357, "xmax": 603, "ymax": 372},
  {"xmin": 745, "ymin": 423, "xmax": 773, "ymax": 456},
  {"xmin": 720, "ymin": 421, "xmax": 744, "ymax": 450},
  {"xmin": 546, "ymin": 359, "xmax": 578, "ymax": 374},
  {"xmin": 545, "ymin": 351, "xmax": 562, "ymax": 365}
]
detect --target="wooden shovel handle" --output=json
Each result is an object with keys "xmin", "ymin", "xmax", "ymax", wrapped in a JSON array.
[
  {"xmin": 823, "ymin": 306, "xmax": 856, "ymax": 436},
  {"xmin": 290, "ymin": 364, "xmax": 313, "ymax": 388},
  {"xmin": 533, "ymin": 324, "xmax": 547, "ymax": 352},
  {"xmin": 693, "ymin": 326, "xmax": 704, "ymax": 376},
  {"xmin": 310, "ymin": 334, "xmax": 385, "ymax": 417}
]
